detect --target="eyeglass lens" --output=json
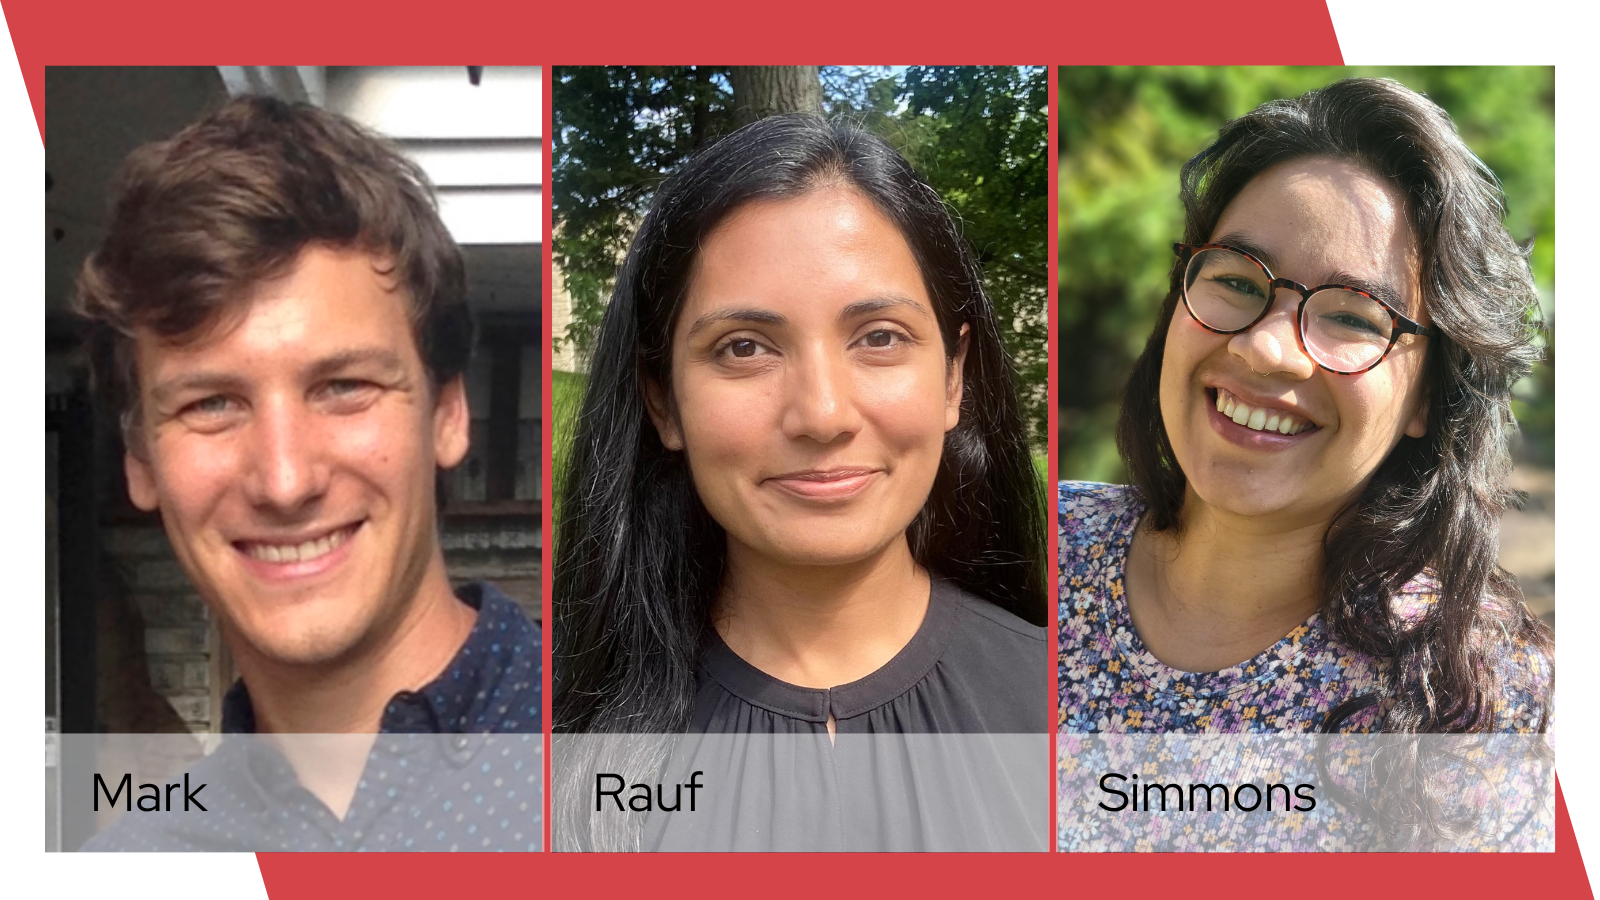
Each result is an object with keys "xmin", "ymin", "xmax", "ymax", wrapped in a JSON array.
[{"xmin": 1183, "ymin": 247, "xmax": 1394, "ymax": 372}]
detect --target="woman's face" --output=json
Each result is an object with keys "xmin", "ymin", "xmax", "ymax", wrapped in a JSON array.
[
  {"xmin": 651, "ymin": 185, "xmax": 964, "ymax": 570},
  {"xmin": 1159, "ymin": 156, "xmax": 1430, "ymax": 526}
]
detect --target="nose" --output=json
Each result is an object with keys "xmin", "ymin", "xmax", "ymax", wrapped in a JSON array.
[
  {"xmin": 1229, "ymin": 286, "xmax": 1316, "ymax": 378},
  {"xmin": 242, "ymin": 396, "xmax": 330, "ymax": 513},
  {"xmin": 780, "ymin": 348, "xmax": 864, "ymax": 444}
]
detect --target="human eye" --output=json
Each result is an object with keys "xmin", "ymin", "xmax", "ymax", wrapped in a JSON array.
[
  {"xmin": 712, "ymin": 335, "xmax": 775, "ymax": 363},
  {"xmin": 325, "ymin": 378, "xmax": 370, "ymax": 395},
  {"xmin": 1323, "ymin": 311, "xmax": 1386, "ymax": 337},
  {"xmin": 1214, "ymin": 275, "xmax": 1265, "ymax": 297},
  {"xmin": 317, "ymin": 378, "xmax": 382, "ymax": 411},
  {"xmin": 188, "ymin": 395, "xmax": 232, "ymax": 414},
  {"xmin": 852, "ymin": 324, "xmax": 915, "ymax": 354},
  {"xmin": 176, "ymin": 395, "xmax": 243, "ymax": 431},
  {"xmin": 858, "ymin": 328, "xmax": 904, "ymax": 349}
]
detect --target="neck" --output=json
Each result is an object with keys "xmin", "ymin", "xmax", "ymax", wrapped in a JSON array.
[
  {"xmin": 227, "ymin": 551, "xmax": 475, "ymax": 819},
  {"xmin": 715, "ymin": 535, "xmax": 930, "ymax": 690},
  {"xmin": 231, "ymin": 550, "xmax": 477, "ymax": 735},
  {"xmin": 1125, "ymin": 485, "xmax": 1329, "ymax": 672}
]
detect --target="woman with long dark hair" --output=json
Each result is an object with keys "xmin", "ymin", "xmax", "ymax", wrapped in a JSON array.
[
  {"xmin": 555, "ymin": 114, "xmax": 1047, "ymax": 850},
  {"xmin": 1058, "ymin": 77, "xmax": 1552, "ymax": 849}
]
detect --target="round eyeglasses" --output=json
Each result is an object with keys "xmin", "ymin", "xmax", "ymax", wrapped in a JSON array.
[{"xmin": 1175, "ymin": 243, "xmax": 1433, "ymax": 374}]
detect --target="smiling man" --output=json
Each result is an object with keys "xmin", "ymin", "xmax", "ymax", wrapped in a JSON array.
[{"xmin": 75, "ymin": 96, "xmax": 541, "ymax": 850}]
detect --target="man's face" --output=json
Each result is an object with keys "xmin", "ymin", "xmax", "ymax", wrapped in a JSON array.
[{"xmin": 125, "ymin": 245, "xmax": 469, "ymax": 671}]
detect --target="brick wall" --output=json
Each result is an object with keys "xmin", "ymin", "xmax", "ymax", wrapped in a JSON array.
[
  {"xmin": 105, "ymin": 524, "xmax": 215, "ymax": 732},
  {"xmin": 443, "ymin": 517, "xmax": 543, "ymax": 623}
]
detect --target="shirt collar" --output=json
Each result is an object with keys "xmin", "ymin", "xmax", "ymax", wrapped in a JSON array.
[
  {"xmin": 698, "ymin": 577, "xmax": 960, "ymax": 722},
  {"xmin": 221, "ymin": 581, "xmax": 539, "ymax": 734}
]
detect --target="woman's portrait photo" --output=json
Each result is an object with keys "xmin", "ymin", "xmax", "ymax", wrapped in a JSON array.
[
  {"xmin": 550, "ymin": 66, "xmax": 1050, "ymax": 851},
  {"xmin": 1056, "ymin": 68, "xmax": 1555, "ymax": 851}
]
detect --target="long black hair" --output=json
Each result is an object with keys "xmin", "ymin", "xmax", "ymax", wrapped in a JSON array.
[
  {"xmin": 553, "ymin": 114, "xmax": 1045, "ymax": 847},
  {"xmin": 1118, "ymin": 78, "xmax": 1552, "ymax": 741}
]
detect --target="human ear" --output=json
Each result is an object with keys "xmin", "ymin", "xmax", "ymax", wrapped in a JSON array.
[
  {"xmin": 1403, "ymin": 396, "xmax": 1428, "ymax": 439},
  {"xmin": 124, "ymin": 443, "xmax": 160, "ymax": 512},
  {"xmin": 945, "ymin": 324, "xmax": 970, "ymax": 432},
  {"xmin": 644, "ymin": 377, "xmax": 684, "ymax": 451},
  {"xmin": 433, "ymin": 375, "xmax": 471, "ymax": 469},
  {"xmin": 1403, "ymin": 379, "xmax": 1428, "ymax": 439}
]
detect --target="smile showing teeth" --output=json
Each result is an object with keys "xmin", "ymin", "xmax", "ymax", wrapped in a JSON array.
[
  {"xmin": 1214, "ymin": 388, "xmax": 1313, "ymax": 435},
  {"xmin": 241, "ymin": 525, "xmax": 356, "ymax": 565}
]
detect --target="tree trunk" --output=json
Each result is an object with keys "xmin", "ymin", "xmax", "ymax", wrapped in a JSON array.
[
  {"xmin": 689, "ymin": 65, "xmax": 711, "ymax": 151},
  {"xmin": 730, "ymin": 66, "xmax": 824, "ymax": 125}
]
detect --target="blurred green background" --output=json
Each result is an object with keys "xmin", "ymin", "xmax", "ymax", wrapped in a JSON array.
[{"xmin": 1057, "ymin": 66, "xmax": 1555, "ymax": 483}]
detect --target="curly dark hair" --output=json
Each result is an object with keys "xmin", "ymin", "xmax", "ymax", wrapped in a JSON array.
[{"xmin": 1117, "ymin": 77, "xmax": 1553, "ymax": 742}]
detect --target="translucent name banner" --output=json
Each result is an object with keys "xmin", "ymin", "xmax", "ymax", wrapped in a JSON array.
[
  {"xmin": 1056, "ymin": 733, "xmax": 1555, "ymax": 851},
  {"xmin": 552, "ymin": 733, "xmax": 1049, "ymax": 852},
  {"xmin": 50, "ymin": 733, "xmax": 542, "ymax": 852}
]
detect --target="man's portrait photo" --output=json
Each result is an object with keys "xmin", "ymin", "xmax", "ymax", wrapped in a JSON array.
[{"xmin": 44, "ymin": 66, "xmax": 544, "ymax": 851}]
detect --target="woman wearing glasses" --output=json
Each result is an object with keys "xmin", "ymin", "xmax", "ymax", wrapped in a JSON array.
[
  {"xmin": 1057, "ymin": 78, "xmax": 1551, "ymax": 848},
  {"xmin": 556, "ymin": 114, "xmax": 1047, "ymax": 851}
]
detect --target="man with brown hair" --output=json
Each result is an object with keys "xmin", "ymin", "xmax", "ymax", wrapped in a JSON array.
[{"xmin": 79, "ymin": 95, "xmax": 540, "ymax": 851}]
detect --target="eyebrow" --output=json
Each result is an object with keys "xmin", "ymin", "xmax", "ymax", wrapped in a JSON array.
[
  {"xmin": 840, "ymin": 294, "xmax": 931, "ymax": 321},
  {"xmin": 1212, "ymin": 232, "xmax": 1411, "ymax": 313},
  {"xmin": 684, "ymin": 295, "xmax": 932, "ymax": 341},
  {"xmin": 148, "ymin": 348, "xmax": 409, "ymax": 406},
  {"xmin": 304, "ymin": 348, "xmax": 409, "ymax": 383},
  {"xmin": 1326, "ymin": 272, "xmax": 1410, "ymax": 313},
  {"xmin": 1211, "ymin": 232, "xmax": 1282, "ymax": 271},
  {"xmin": 685, "ymin": 308, "xmax": 788, "ymax": 339},
  {"xmin": 149, "ymin": 372, "xmax": 248, "ymax": 408}
]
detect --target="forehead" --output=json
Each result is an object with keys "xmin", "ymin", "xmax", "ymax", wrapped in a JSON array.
[
  {"xmin": 679, "ymin": 186, "xmax": 927, "ymax": 322},
  {"xmin": 133, "ymin": 246, "xmax": 420, "ymax": 388},
  {"xmin": 1212, "ymin": 156, "xmax": 1418, "ymax": 293}
]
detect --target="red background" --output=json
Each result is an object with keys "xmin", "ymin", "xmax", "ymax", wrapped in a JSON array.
[{"xmin": 12, "ymin": 0, "xmax": 1588, "ymax": 895}]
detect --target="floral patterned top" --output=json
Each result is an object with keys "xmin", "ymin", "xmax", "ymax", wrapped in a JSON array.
[
  {"xmin": 1055, "ymin": 482, "xmax": 1554, "ymax": 851},
  {"xmin": 1057, "ymin": 481, "xmax": 1550, "ymax": 734}
]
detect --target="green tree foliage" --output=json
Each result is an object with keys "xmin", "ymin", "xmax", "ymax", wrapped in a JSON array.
[
  {"xmin": 552, "ymin": 66, "xmax": 735, "ymax": 360},
  {"xmin": 1059, "ymin": 66, "xmax": 1555, "ymax": 480},
  {"xmin": 901, "ymin": 66, "xmax": 1050, "ymax": 447},
  {"xmin": 553, "ymin": 65, "xmax": 1049, "ymax": 447}
]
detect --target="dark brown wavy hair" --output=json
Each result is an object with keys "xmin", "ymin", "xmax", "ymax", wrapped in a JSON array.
[
  {"xmin": 73, "ymin": 94, "xmax": 472, "ymax": 438},
  {"xmin": 1117, "ymin": 77, "xmax": 1553, "ymax": 739}
]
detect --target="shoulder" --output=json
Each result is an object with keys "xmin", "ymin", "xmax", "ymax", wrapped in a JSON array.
[
  {"xmin": 1058, "ymin": 482, "xmax": 1143, "ymax": 536},
  {"xmin": 458, "ymin": 581, "xmax": 543, "ymax": 658},
  {"xmin": 451, "ymin": 581, "xmax": 543, "ymax": 731},
  {"xmin": 460, "ymin": 581, "xmax": 537, "ymax": 629},
  {"xmin": 950, "ymin": 585, "xmax": 1047, "ymax": 648},
  {"xmin": 1484, "ymin": 613, "xmax": 1554, "ymax": 732},
  {"xmin": 1392, "ymin": 575, "xmax": 1554, "ymax": 732},
  {"xmin": 937, "ymin": 582, "xmax": 1047, "ymax": 727},
  {"xmin": 1058, "ymin": 482, "xmax": 1143, "ymax": 564}
]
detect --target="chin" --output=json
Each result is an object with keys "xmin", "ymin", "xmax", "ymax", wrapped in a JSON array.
[
  {"xmin": 227, "ymin": 601, "xmax": 379, "ymax": 669},
  {"xmin": 250, "ymin": 626, "xmax": 368, "ymax": 668},
  {"xmin": 1189, "ymin": 474, "xmax": 1306, "ymax": 520},
  {"xmin": 755, "ymin": 530, "xmax": 900, "ymax": 569}
]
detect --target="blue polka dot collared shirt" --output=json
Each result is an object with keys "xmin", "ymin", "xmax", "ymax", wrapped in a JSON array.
[{"xmin": 83, "ymin": 582, "xmax": 543, "ymax": 851}]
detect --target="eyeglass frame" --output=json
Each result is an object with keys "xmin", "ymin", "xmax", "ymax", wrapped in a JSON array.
[{"xmin": 1173, "ymin": 242, "xmax": 1434, "ymax": 375}]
